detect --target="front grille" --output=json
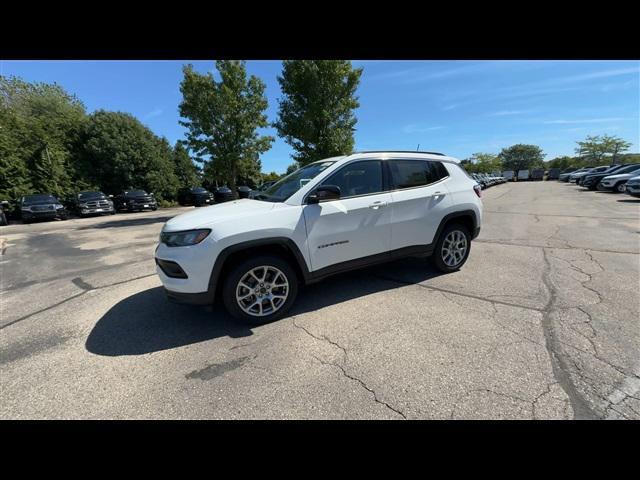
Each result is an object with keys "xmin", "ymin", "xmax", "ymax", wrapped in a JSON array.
[
  {"xmin": 86, "ymin": 200, "xmax": 110, "ymax": 208},
  {"xmin": 132, "ymin": 197, "xmax": 154, "ymax": 204},
  {"xmin": 31, "ymin": 205, "xmax": 55, "ymax": 212}
]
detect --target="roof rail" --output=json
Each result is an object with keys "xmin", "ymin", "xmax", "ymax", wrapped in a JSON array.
[{"xmin": 354, "ymin": 150, "xmax": 446, "ymax": 156}]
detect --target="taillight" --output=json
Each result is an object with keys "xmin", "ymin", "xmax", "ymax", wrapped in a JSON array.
[{"xmin": 473, "ymin": 184, "xmax": 482, "ymax": 198}]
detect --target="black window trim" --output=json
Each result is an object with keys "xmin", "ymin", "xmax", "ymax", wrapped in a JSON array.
[
  {"xmin": 304, "ymin": 159, "xmax": 389, "ymax": 203},
  {"xmin": 385, "ymin": 158, "xmax": 450, "ymax": 192}
]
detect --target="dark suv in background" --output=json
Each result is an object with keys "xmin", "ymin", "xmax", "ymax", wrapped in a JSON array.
[
  {"xmin": 113, "ymin": 190, "xmax": 158, "ymax": 212},
  {"xmin": 66, "ymin": 191, "xmax": 115, "ymax": 217},
  {"xmin": 177, "ymin": 187, "xmax": 214, "ymax": 207},
  {"xmin": 20, "ymin": 194, "xmax": 68, "ymax": 223},
  {"xmin": 581, "ymin": 164, "xmax": 640, "ymax": 190}
]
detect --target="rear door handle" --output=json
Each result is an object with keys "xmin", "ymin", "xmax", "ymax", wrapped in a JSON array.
[
  {"xmin": 431, "ymin": 191, "xmax": 446, "ymax": 197},
  {"xmin": 369, "ymin": 201, "xmax": 387, "ymax": 209}
]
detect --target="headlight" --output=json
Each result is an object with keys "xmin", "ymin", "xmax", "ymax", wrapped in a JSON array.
[
  {"xmin": 160, "ymin": 229, "xmax": 211, "ymax": 247},
  {"xmin": 79, "ymin": 203, "xmax": 88, "ymax": 208},
  {"xmin": 55, "ymin": 204, "xmax": 64, "ymax": 209}
]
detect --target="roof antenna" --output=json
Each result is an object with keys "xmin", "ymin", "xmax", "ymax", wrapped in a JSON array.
[{"xmin": 416, "ymin": 144, "xmax": 420, "ymax": 151}]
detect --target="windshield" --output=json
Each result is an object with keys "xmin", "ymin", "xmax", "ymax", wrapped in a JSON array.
[
  {"xmin": 126, "ymin": 190, "xmax": 149, "ymax": 197},
  {"xmin": 78, "ymin": 191, "xmax": 106, "ymax": 200},
  {"xmin": 23, "ymin": 195, "xmax": 57, "ymax": 205},
  {"xmin": 254, "ymin": 161, "xmax": 336, "ymax": 202},
  {"xmin": 192, "ymin": 187, "xmax": 208, "ymax": 193}
]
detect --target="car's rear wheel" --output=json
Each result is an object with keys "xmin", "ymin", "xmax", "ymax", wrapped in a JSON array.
[
  {"xmin": 222, "ymin": 255, "xmax": 298, "ymax": 325},
  {"xmin": 433, "ymin": 224, "xmax": 471, "ymax": 273}
]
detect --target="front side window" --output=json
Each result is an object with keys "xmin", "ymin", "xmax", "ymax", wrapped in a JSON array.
[
  {"xmin": 255, "ymin": 161, "xmax": 336, "ymax": 202},
  {"xmin": 389, "ymin": 160, "xmax": 437, "ymax": 189},
  {"xmin": 321, "ymin": 160, "xmax": 383, "ymax": 198}
]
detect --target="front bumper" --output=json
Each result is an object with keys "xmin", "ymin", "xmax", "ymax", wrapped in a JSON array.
[
  {"xmin": 625, "ymin": 184, "xmax": 640, "ymax": 196},
  {"xmin": 81, "ymin": 206, "xmax": 114, "ymax": 215},
  {"xmin": 22, "ymin": 210, "xmax": 61, "ymax": 220},
  {"xmin": 154, "ymin": 238, "xmax": 220, "ymax": 302}
]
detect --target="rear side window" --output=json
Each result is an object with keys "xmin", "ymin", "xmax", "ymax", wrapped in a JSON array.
[
  {"xmin": 388, "ymin": 160, "xmax": 440, "ymax": 189},
  {"xmin": 432, "ymin": 161, "xmax": 450, "ymax": 181},
  {"xmin": 321, "ymin": 160, "xmax": 383, "ymax": 198}
]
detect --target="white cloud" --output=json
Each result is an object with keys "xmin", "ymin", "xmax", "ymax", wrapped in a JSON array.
[
  {"xmin": 402, "ymin": 124, "xmax": 446, "ymax": 134},
  {"xmin": 543, "ymin": 117, "xmax": 627, "ymax": 124},
  {"xmin": 143, "ymin": 108, "xmax": 163, "ymax": 120},
  {"xmin": 488, "ymin": 109, "xmax": 535, "ymax": 117}
]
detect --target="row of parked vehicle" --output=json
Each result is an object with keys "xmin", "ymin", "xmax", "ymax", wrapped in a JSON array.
[
  {"xmin": 556, "ymin": 164, "xmax": 640, "ymax": 196},
  {"xmin": 0, "ymin": 183, "xmax": 278, "ymax": 226},
  {"xmin": 470, "ymin": 172, "xmax": 508, "ymax": 189}
]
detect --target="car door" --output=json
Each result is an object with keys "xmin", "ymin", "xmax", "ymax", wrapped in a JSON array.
[
  {"xmin": 387, "ymin": 159, "xmax": 452, "ymax": 250},
  {"xmin": 303, "ymin": 159, "xmax": 392, "ymax": 272}
]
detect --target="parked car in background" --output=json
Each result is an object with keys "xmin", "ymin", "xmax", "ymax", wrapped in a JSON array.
[
  {"xmin": 113, "ymin": 189, "xmax": 158, "ymax": 212},
  {"xmin": 570, "ymin": 166, "xmax": 607, "ymax": 184},
  {"xmin": 472, "ymin": 173, "xmax": 488, "ymax": 189},
  {"xmin": 66, "ymin": 191, "xmax": 115, "ymax": 217},
  {"xmin": 502, "ymin": 170, "xmax": 514, "ymax": 181},
  {"xmin": 177, "ymin": 187, "xmax": 215, "ymax": 207},
  {"xmin": 598, "ymin": 167, "xmax": 640, "ymax": 193},
  {"xmin": 548, "ymin": 168, "xmax": 561, "ymax": 180},
  {"xmin": 517, "ymin": 169, "xmax": 530, "ymax": 181},
  {"xmin": 19, "ymin": 194, "xmax": 68, "ymax": 223},
  {"xmin": 582, "ymin": 164, "xmax": 640, "ymax": 190},
  {"xmin": 559, "ymin": 167, "xmax": 581, "ymax": 182},
  {"xmin": 624, "ymin": 175, "xmax": 640, "ymax": 197},
  {"xmin": 0, "ymin": 201, "xmax": 9, "ymax": 226},
  {"xmin": 530, "ymin": 168, "xmax": 544, "ymax": 181},
  {"xmin": 213, "ymin": 186, "xmax": 235, "ymax": 203}
]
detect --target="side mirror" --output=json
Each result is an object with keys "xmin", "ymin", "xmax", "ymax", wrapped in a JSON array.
[{"xmin": 307, "ymin": 185, "xmax": 341, "ymax": 204}]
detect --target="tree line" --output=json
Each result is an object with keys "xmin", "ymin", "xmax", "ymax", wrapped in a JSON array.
[
  {"xmin": 2, "ymin": 62, "xmax": 636, "ymax": 202},
  {"xmin": 0, "ymin": 60, "xmax": 363, "ymax": 202},
  {"xmin": 461, "ymin": 135, "xmax": 634, "ymax": 174}
]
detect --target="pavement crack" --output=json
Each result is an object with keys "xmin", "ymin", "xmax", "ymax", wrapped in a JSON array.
[
  {"xmin": 312, "ymin": 354, "xmax": 407, "ymax": 419},
  {"xmin": 0, "ymin": 273, "xmax": 156, "ymax": 331},
  {"xmin": 540, "ymin": 248, "xmax": 598, "ymax": 419},
  {"xmin": 372, "ymin": 274, "xmax": 544, "ymax": 312},
  {"xmin": 292, "ymin": 316, "xmax": 405, "ymax": 419}
]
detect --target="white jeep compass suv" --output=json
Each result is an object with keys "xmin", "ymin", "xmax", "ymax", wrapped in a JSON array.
[{"xmin": 155, "ymin": 151, "xmax": 483, "ymax": 324}]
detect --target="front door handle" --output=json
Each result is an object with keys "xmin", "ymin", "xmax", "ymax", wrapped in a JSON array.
[
  {"xmin": 369, "ymin": 201, "xmax": 387, "ymax": 209},
  {"xmin": 431, "ymin": 191, "xmax": 446, "ymax": 197}
]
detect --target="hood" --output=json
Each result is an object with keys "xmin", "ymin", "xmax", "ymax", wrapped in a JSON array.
[{"xmin": 163, "ymin": 199, "xmax": 277, "ymax": 231}]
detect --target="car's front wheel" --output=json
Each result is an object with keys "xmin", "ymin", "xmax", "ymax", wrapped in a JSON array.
[
  {"xmin": 433, "ymin": 224, "xmax": 471, "ymax": 273},
  {"xmin": 222, "ymin": 255, "xmax": 298, "ymax": 325},
  {"xmin": 615, "ymin": 182, "xmax": 626, "ymax": 193}
]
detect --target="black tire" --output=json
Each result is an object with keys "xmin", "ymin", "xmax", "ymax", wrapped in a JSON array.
[
  {"xmin": 222, "ymin": 254, "xmax": 299, "ymax": 325},
  {"xmin": 0, "ymin": 212, "xmax": 7, "ymax": 226},
  {"xmin": 432, "ymin": 223, "xmax": 472, "ymax": 273},
  {"xmin": 615, "ymin": 182, "xmax": 626, "ymax": 193}
]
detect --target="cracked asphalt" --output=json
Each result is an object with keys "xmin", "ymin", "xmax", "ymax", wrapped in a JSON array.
[{"xmin": 1, "ymin": 183, "xmax": 639, "ymax": 419}]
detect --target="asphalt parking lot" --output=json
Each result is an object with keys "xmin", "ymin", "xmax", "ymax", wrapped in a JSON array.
[{"xmin": 1, "ymin": 182, "xmax": 639, "ymax": 419}]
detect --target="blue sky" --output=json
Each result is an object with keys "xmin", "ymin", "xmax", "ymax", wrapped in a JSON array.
[{"xmin": 1, "ymin": 60, "xmax": 638, "ymax": 173}]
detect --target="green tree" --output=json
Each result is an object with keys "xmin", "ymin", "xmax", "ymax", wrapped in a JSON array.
[
  {"xmin": 274, "ymin": 60, "xmax": 363, "ymax": 166},
  {"xmin": 0, "ymin": 75, "xmax": 86, "ymax": 199},
  {"xmin": 172, "ymin": 141, "xmax": 200, "ymax": 189},
  {"xmin": 463, "ymin": 152, "xmax": 502, "ymax": 173},
  {"xmin": 576, "ymin": 134, "xmax": 632, "ymax": 165},
  {"xmin": 545, "ymin": 156, "xmax": 575, "ymax": 171},
  {"xmin": 498, "ymin": 144, "xmax": 545, "ymax": 177},
  {"xmin": 179, "ymin": 61, "xmax": 273, "ymax": 194},
  {"xmin": 78, "ymin": 110, "xmax": 179, "ymax": 201}
]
